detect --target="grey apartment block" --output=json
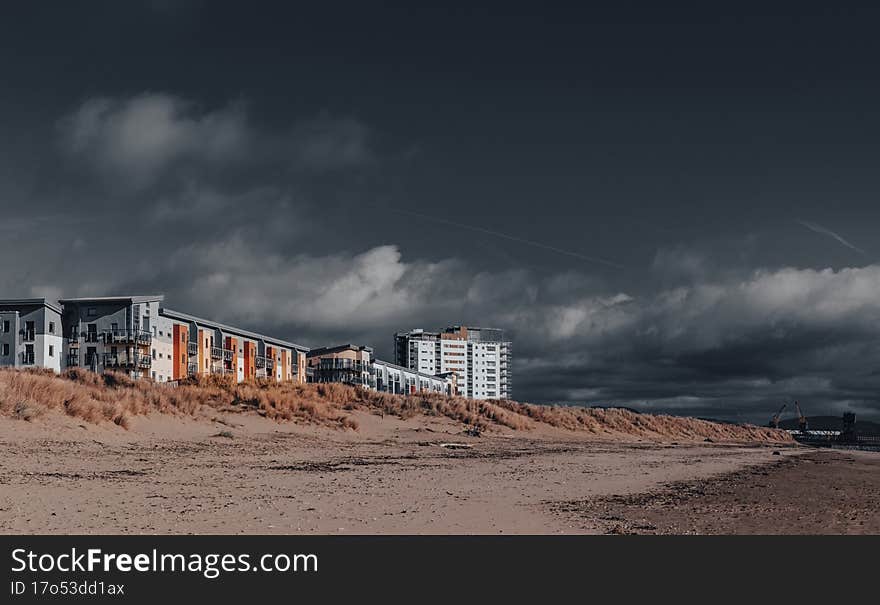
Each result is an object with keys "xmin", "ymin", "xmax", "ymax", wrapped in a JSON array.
[
  {"xmin": 59, "ymin": 295, "xmax": 162, "ymax": 379},
  {"xmin": 0, "ymin": 299, "xmax": 63, "ymax": 372}
]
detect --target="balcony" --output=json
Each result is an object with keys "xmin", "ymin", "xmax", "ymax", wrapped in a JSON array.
[
  {"xmin": 22, "ymin": 330, "xmax": 35, "ymax": 342},
  {"xmin": 85, "ymin": 332, "xmax": 100, "ymax": 343},
  {"xmin": 103, "ymin": 353, "xmax": 151, "ymax": 369},
  {"xmin": 20, "ymin": 351, "xmax": 35, "ymax": 365},
  {"xmin": 210, "ymin": 346, "xmax": 223, "ymax": 360},
  {"xmin": 266, "ymin": 358, "xmax": 275, "ymax": 371},
  {"xmin": 222, "ymin": 348, "xmax": 234, "ymax": 362},
  {"xmin": 315, "ymin": 358, "xmax": 371, "ymax": 372},
  {"xmin": 104, "ymin": 329, "xmax": 152, "ymax": 346},
  {"xmin": 187, "ymin": 341, "xmax": 198, "ymax": 357},
  {"xmin": 68, "ymin": 333, "xmax": 80, "ymax": 347},
  {"xmin": 66, "ymin": 354, "xmax": 79, "ymax": 367},
  {"xmin": 187, "ymin": 362, "xmax": 198, "ymax": 375},
  {"xmin": 255, "ymin": 355, "xmax": 267, "ymax": 369}
]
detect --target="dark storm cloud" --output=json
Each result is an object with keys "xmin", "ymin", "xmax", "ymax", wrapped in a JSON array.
[{"xmin": 3, "ymin": 3, "xmax": 880, "ymax": 422}]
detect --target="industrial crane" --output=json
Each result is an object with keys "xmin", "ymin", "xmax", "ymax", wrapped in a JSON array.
[
  {"xmin": 795, "ymin": 401, "xmax": 808, "ymax": 432},
  {"xmin": 768, "ymin": 403, "xmax": 787, "ymax": 429}
]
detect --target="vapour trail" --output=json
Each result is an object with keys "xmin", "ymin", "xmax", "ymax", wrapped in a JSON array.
[
  {"xmin": 797, "ymin": 219, "xmax": 866, "ymax": 255},
  {"xmin": 386, "ymin": 207, "xmax": 625, "ymax": 269}
]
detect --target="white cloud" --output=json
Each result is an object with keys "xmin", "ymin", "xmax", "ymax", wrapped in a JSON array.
[
  {"xmin": 61, "ymin": 93, "xmax": 247, "ymax": 188},
  {"xmin": 59, "ymin": 93, "xmax": 375, "ymax": 189}
]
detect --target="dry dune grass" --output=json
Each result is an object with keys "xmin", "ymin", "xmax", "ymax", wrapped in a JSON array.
[{"xmin": 0, "ymin": 368, "xmax": 791, "ymax": 443}]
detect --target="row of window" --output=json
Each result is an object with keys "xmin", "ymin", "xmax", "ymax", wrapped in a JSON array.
[
  {"xmin": 0, "ymin": 344, "xmax": 54, "ymax": 357},
  {"xmin": 0, "ymin": 320, "xmax": 55, "ymax": 334}
]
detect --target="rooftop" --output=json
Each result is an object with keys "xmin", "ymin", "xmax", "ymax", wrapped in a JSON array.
[
  {"xmin": 307, "ymin": 343, "xmax": 374, "ymax": 357},
  {"xmin": 59, "ymin": 295, "xmax": 164, "ymax": 305},
  {"xmin": 160, "ymin": 308, "xmax": 308, "ymax": 352},
  {"xmin": 0, "ymin": 298, "xmax": 63, "ymax": 315}
]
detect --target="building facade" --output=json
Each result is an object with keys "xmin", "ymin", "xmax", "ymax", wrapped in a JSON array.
[
  {"xmin": 307, "ymin": 343, "xmax": 455, "ymax": 395},
  {"xmin": 60, "ymin": 296, "xmax": 162, "ymax": 380},
  {"xmin": 0, "ymin": 295, "xmax": 308, "ymax": 385},
  {"xmin": 0, "ymin": 299, "xmax": 63, "ymax": 372},
  {"xmin": 394, "ymin": 325, "xmax": 511, "ymax": 399},
  {"xmin": 159, "ymin": 308, "xmax": 308, "ymax": 384}
]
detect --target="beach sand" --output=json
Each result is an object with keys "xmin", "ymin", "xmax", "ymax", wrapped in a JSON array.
[{"xmin": 3, "ymin": 408, "xmax": 854, "ymax": 535}]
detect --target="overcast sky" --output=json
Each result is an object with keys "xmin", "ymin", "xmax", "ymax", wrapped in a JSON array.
[{"xmin": 3, "ymin": 2, "xmax": 880, "ymax": 421}]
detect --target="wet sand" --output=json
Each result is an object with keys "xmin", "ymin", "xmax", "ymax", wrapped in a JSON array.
[
  {"xmin": 1, "ymin": 410, "xmax": 857, "ymax": 535},
  {"xmin": 550, "ymin": 449, "xmax": 880, "ymax": 534}
]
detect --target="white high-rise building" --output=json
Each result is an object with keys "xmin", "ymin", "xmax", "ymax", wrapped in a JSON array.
[{"xmin": 394, "ymin": 325, "xmax": 511, "ymax": 399}]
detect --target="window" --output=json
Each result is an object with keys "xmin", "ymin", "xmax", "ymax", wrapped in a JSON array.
[
  {"xmin": 49, "ymin": 345, "xmax": 54, "ymax": 357},
  {"xmin": 152, "ymin": 349, "xmax": 157, "ymax": 360},
  {"xmin": 87, "ymin": 307, "xmax": 96, "ymax": 317},
  {"xmin": 2, "ymin": 320, "xmax": 8, "ymax": 332},
  {"xmin": 2, "ymin": 344, "xmax": 8, "ymax": 356},
  {"xmin": 49, "ymin": 321, "xmax": 55, "ymax": 334}
]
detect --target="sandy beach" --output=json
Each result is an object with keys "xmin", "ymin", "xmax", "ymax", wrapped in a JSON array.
[{"xmin": 2, "ymin": 409, "xmax": 856, "ymax": 535}]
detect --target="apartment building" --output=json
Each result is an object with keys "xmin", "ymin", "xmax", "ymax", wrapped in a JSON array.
[
  {"xmin": 159, "ymin": 308, "xmax": 308, "ymax": 384},
  {"xmin": 307, "ymin": 343, "xmax": 455, "ymax": 395},
  {"xmin": 0, "ymin": 299, "xmax": 63, "ymax": 372},
  {"xmin": 60, "ymin": 295, "xmax": 160, "ymax": 379},
  {"xmin": 0, "ymin": 294, "xmax": 307, "ymax": 384},
  {"xmin": 307, "ymin": 344, "xmax": 375, "ymax": 388},
  {"xmin": 394, "ymin": 325, "xmax": 511, "ymax": 399}
]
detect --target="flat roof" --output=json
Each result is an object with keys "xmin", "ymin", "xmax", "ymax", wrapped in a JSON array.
[
  {"xmin": 307, "ymin": 343, "xmax": 373, "ymax": 357},
  {"xmin": 59, "ymin": 295, "xmax": 164, "ymax": 305},
  {"xmin": 160, "ymin": 308, "xmax": 308, "ymax": 352},
  {"xmin": 0, "ymin": 298, "xmax": 63, "ymax": 315}
]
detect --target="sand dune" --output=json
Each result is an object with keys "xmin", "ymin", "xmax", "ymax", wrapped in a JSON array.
[{"xmin": 0, "ymin": 368, "xmax": 790, "ymax": 444}]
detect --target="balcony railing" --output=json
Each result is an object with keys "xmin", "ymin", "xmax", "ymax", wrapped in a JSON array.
[
  {"xmin": 187, "ymin": 341, "xmax": 198, "ymax": 356},
  {"xmin": 66, "ymin": 354, "xmax": 79, "ymax": 366},
  {"xmin": 266, "ymin": 358, "xmax": 275, "ymax": 371},
  {"xmin": 222, "ymin": 348, "xmax": 234, "ymax": 362},
  {"xmin": 68, "ymin": 333, "xmax": 80, "ymax": 347},
  {"xmin": 314, "ymin": 359, "xmax": 372, "ymax": 372},
  {"xmin": 255, "ymin": 356, "xmax": 267, "ymax": 369},
  {"xmin": 104, "ymin": 329, "xmax": 152, "ymax": 346},
  {"xmin": 210, "ymin": 346, "xmax": 223, "ymax": 360},
  {"xmin": 20, "ymin": 351, "xmax": 35, "ymax": 365},
  {"xmin": 85, "ymin": 332, "xmax": 99, "ymax": 343},
  {"xmin": 22, "ymin": 330, "xmax": 35, "ymax": 342},
  {"xmin": 103, "ymin": 353, "xmax": 151, "ymax": 369},
  {"xmin": 187, "ymin": 362, "xmax": 198, "ymax": 375}
]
